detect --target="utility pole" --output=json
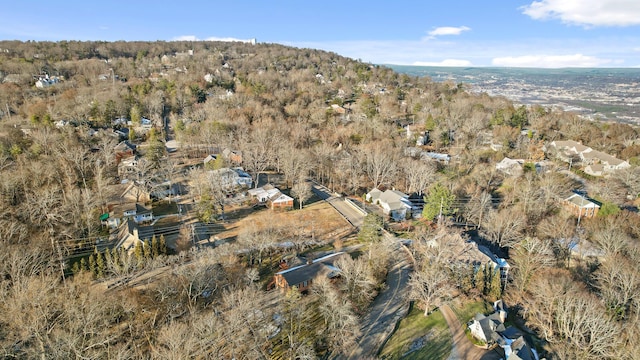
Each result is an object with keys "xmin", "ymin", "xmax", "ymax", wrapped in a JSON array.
[
  {"xmin": 438, "ymin": 197, "xmax": 444, "ymax": 224},
  {"xmin": 5, "ymin": 104, "xmax": 10, "ymax": 121}
]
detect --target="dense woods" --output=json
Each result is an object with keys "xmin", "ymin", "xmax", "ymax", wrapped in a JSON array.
[{"xmin": 1, "ymin": 40, "xmax": 640, "ymax": 359}]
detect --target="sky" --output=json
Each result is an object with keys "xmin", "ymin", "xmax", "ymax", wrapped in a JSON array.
[{"xmin": 2, "ymin": 0, "xmax": 640, "ymax": 68}]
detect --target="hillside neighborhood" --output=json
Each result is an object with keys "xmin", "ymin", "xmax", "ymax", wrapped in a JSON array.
[{"xmin": 1, "ymin": 40, "xmax": 640, "ymax": 360}]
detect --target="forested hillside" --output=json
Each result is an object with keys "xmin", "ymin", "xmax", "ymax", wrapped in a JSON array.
[{"xmin": 1, "ymin": 40, "xmax": 640, "ymax": 359}]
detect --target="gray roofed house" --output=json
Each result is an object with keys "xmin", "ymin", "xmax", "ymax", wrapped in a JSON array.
[
  {"xmin": 273, "ymin": 252, "xmax": 345, "ymax": 292},
  {"xmin": 469, "ymin": 312, "xmax": 506, "ymax": 346},
  {"xmin": 116, "ymin": 219, "xmax": 155, "ymax": 251}
]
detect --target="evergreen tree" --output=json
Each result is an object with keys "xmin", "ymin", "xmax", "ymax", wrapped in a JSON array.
[
  {"xmin": 159, "ymin": 235, "xmax": 167, "ymax": 256},
  {"xmin": 134, "ymin": 240, "xmax": 144, "ymax": 266},
  {"xmin": 476, "ymin": 264, "xmax": 487, "ymax": 295},
  {"xmin": 119, "ymin": 247, "xmax": 129, "ymax": 268},
  {"xmin": 425, "ymin": 114, "xmax": 436, "ymax": 132},
  {"xmin": 358, "ymin": 213, "xmax": 383, "ymax": 243},
  {"xmin": 151, "ymin": 235, "xmax": 159, "ymax": 258},
  {"xmin": 143, "ymin": 239, "xmax": 152, "ymax": 260},
  {"xmin": 80, "ymin": 257, "xmax": 88, "ymax": 272},
  {"xmin": 460, "ymin": 264, "xmax": 475, "ymax": 295},
  {"xmin": 71, "ymin": 261, "xmax": 81, "ymax": 275},
  {"xmin": 104, "ymin": 247, "xmax": 113, "ymax": 267},
  {"xmin": 423, "ymin": 183, "xmax": 456, "ymax": 221},
  {"xmin": 489, "ymin": 268, "xmax": 503, "ymax": 300},
  {"xmin": 130, "ymin": 105, "xmax": 141, "ymax": 125},
  {"xmin": 96, "ymin": 252, "xmax": 105, "ymax": 278},
  {"xmin": 111, "ymin": 247, "xmax": 121, "ymax": 273},
  {"xmin": 88, "ymin": 254, "xmax": 97, "ymax": 277}
]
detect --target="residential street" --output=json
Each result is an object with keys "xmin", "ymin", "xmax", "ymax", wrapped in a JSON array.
[{"xmin": 342, "ymin": 249, "xmax": 413, "ymax": 359}]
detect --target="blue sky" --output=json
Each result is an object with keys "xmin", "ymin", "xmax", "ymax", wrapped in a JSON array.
[{"xmin": 2, "ymin": 0, "xmax": 640, "ymax": 67}]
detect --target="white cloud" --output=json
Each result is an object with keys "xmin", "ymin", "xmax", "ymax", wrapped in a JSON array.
[
  {"xmin": 522, "ymin": 0, "xmax": 640, "ymax": 27},
  {"xmin": 413, "ymin": 59, "xmax": 473, "ymax": 67},
  {"xmin": 172, "ymin": 35, "xmax": 199, "ymax": 41},
  {"xmin": 171, "ymin": 35, "xmax": 254, "ymax": 43},
  {"xmin": 492, "ymin": 54, "xmax": 611, "ymax": 68},
  {"xmin": 204, "ymin": 36, "xmax": 254, "ymax": 43},
  {"xmin": 423, "ymin": 26, "xmax": 470, "ymax": 40}
]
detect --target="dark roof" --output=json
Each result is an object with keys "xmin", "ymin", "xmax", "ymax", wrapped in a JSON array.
[
  {"xmin": 276, "ymin": 252, "xmax": 345, "ymax": 288},
  {"xmin": 120, "ymin": 219, "xmax": 154, "ymax": 240},
  {"xmin": 114, "ymin": 141, "xmax": 136, "ymax": 152},
  {"xmin": 509, "ymin": 336, "xmax": 535, "ymax": 360},
  {"xmin": 501, "ymin": 326, "xmax": 523, "ymax": 340},
  {"xmin": 135, "ymin": 203, "xmax": 151, "ymax": 214}
]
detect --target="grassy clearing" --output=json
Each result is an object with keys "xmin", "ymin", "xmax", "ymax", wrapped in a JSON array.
[
  {"xmin": 451, "ymin": 299, "xmax": 492, "ymax": 324},
  {"xmin": 379, "ymin": 304, "xmax": 451, "ymax": 360},
  {"xmin": 152, "ymin": 201, "xmax": 178, "ymax": 216}
]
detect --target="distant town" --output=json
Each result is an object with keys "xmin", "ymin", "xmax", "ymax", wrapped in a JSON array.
[{"xmin": 390, "ymin": 65, "xmax": 640, "ymax": 125}]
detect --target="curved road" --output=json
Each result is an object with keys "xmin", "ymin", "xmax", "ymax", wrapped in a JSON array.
[{"xmin": 345, "ymin": 251, "xmax": 412, "ymax": 359}]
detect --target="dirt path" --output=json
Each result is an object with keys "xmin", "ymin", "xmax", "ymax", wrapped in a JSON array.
[{"xmin": 440, "ymin": 304, "xmax": 501, "ymax": 360}]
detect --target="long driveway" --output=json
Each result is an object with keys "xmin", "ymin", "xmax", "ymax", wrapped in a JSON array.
[{"xmin": 311, "ymin": 183, "xmax": 365, "ymax": 228}]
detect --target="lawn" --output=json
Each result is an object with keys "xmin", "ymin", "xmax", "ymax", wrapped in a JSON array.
[
  {"xmin": 451, "ymin": 299, "xmax": 493, "ymax": 324},
  {"xmin": 379, "ymin": 304, "xmax": 452, "ymax": 360},
  {"xmin": 152, "ymin": 201, "xmax": 178, "ymax": 216}
]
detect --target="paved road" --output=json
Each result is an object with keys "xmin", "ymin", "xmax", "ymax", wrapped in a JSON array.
[
  {"xmin": 343, "ymin": 247, "xmax": 413, "ymax": 359},
  {"xmin": 311, "ymin": 183, "xmax": 365, "ymax": 228},
  {"xmin": 440, "ymin": 304, "xmax": 502, "ymax": 360}
]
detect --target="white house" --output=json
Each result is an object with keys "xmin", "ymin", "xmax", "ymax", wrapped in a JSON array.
[
  {"xmin": 123, "ymin": 203, "xmax": 153, "ymax": 224},
  {"xmin": 367, "ymin": 189, "xmax": 414, "ymax": 221},
  {"xmin": 584, "ymin": 164, "xmax": 604, "ymax": 177},
  {"xmin": 496, "ymin": 157, "xmax": 524, "ymax": 176},
  {"xmin": 248, "ymin": 184, "xmax": 281, "ymax": 202}
]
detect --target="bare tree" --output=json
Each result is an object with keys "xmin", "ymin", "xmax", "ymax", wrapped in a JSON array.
[
  {"xmin": 360, "ymin": 143, "xmax": 397, "ymax": 189},
  {"xmin": 335, "ymin": 255, "xmax": 378, "ymax": 311},
  {"xmin": 522, "ymin": 270, "xmax": 623, "ymax": 360},
  {"xmin": 593, "ymin": 254, "xmax": 640, "ymax": 319},
  {"xmin": 401, "ymin": 158, "xmax": 436, "ymax": 195},
  {"xmin": 409, "ymin": 262, "xmax": 452, "ymax": 315},
  {"xmin": 510, "ymin": 237, "xmax": 554, "ymax": 292},
  {"xmin": 481, "ymin": 208, "xmax": 524, "ymax": 249},
  {"xmin": 312, "ymin": 276, "xmax": 360, "ymax": 354},
  {"xmin": 291, "ymin": 179, "xmax": 312, "ymax": 210},
  {"xmin": 464, "ymin": 190, "xmax": 493, "ymax": 228}
]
